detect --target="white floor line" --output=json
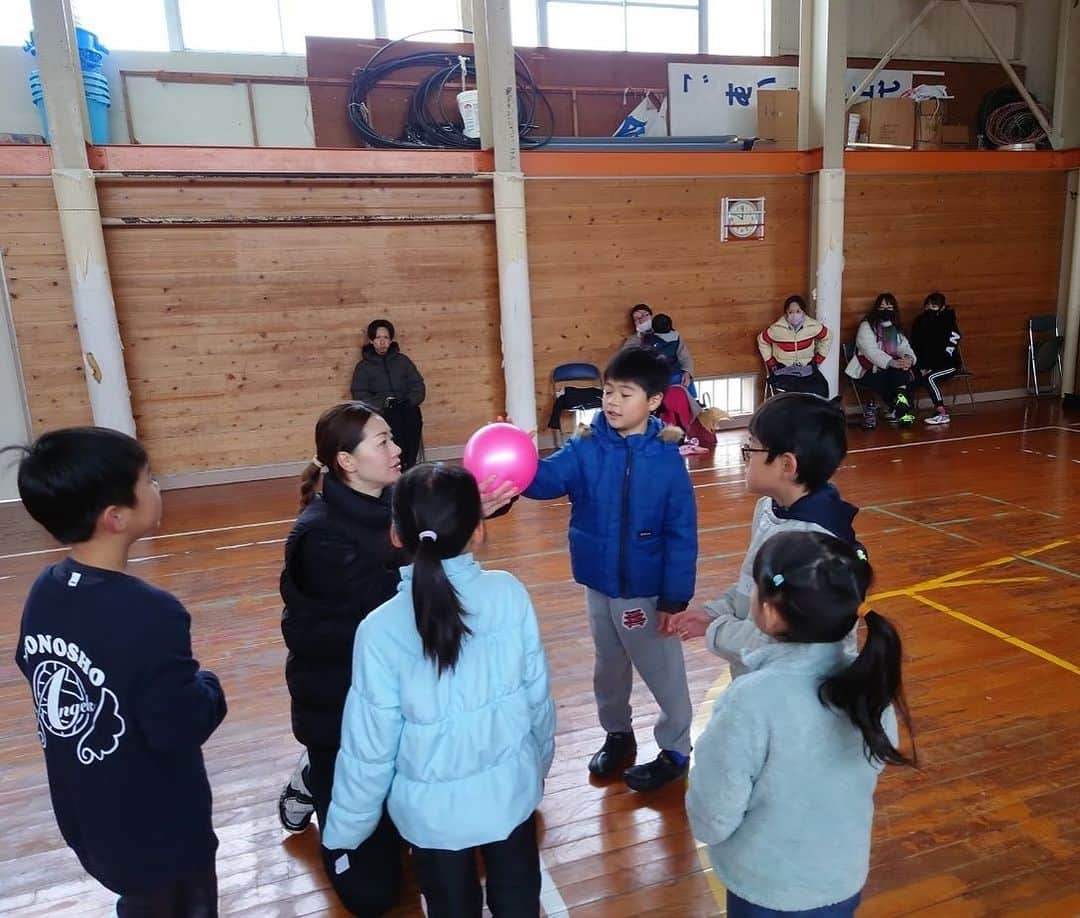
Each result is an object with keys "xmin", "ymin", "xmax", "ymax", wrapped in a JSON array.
[
  {"xmin": 847, "ymin": 426, "xmax": 1060, "ymax": 453},
  {"xmin": 540, "ymin": 851, "xmax": 570, "ymax": 917}
]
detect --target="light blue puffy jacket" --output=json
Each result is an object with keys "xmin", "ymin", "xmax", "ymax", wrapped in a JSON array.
[{"xmin": 322, "ymin": 554, "xmax": 556, "ymax": 851}]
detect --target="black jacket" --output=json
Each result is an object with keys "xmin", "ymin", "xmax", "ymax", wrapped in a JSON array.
[
  {"xmin": 911, "ymin": 308, "xmax": 962, "ymax": 371},
  {"xmin": 16, "ymin": 558, "xmax": 226, "ymax": 894},
  {"xmin": 280, "ymin": 474, "xmax": 402, "ymax": 750},
  {"xmin": 350, "ymin": 342, "xmax": 426, "ymax": 408}
]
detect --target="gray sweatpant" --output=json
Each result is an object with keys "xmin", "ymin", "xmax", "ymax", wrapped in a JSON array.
[{"xmin": 585, "ymin": 589, "xmax": 693, "ymax": 755}]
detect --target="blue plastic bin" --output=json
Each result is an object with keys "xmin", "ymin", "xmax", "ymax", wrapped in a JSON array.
[
  {"xmin": 29, "ymin": 69, "xmax": 111, "ymax": 144},
  {"xmin": 24, "ymin": 27, "xmax": 109, "ymax": 72}
]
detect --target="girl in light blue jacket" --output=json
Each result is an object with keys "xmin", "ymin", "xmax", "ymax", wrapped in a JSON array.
[
  {"xmin": 323, "ymin": 463, "xmax": 556, "ymax": 917},
  {"xmin": 686, "ymin": 531, "xmax": 917, "ymax": 918}
]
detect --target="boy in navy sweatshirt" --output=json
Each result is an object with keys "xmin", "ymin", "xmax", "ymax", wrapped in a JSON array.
[
  {"xmin": 671, "ymin": 394, "xmax": 862, "ymax": 676},
  {"xmin": 10, "ymin": 427, "xmax": 227, "ymax": 916}
]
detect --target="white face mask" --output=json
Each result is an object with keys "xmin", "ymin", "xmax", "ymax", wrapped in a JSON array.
[{"xmin": 635, "ymin": 319, "xmax": 653, "ymax": 334}]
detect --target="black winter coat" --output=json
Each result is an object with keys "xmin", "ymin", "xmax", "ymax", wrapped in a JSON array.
[
  {"xmin": 280, "ymin": 474, "xmax": 401, "ymax": 750},
  {"xmin": 910, "ymin": 308, "xmax": 962, "ymax": 371},
  {"xmin": 350, "ymin": 342, "xmax": 426, "ymax": 409}
]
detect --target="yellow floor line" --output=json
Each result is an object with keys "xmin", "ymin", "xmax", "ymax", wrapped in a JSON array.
[{"xmin": 909, "ymin": 593, "xmax": 1080, "ymax": 676}]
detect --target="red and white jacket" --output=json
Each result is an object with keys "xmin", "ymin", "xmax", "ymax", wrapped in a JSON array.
[{"xmin": 757, "ymin": 316, "xmax": 832, "ymax": 370}]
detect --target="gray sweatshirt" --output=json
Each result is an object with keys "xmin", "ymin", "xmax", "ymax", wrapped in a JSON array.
[{"xmin": 686, "ymin": 641, "xmax": 898, "ymax": 911}]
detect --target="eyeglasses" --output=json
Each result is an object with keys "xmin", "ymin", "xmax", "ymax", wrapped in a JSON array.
[{"xmin": 741, "ymin": 444, "xmax": 770, "ymax": 463}]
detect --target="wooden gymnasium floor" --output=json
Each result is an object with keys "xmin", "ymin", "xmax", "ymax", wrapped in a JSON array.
[{"xmin": 1, "ymin": 398, "xmax": 1078, "ymax": 917}]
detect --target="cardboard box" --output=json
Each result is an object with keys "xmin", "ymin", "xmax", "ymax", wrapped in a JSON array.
[
  {"xmin": 916, "ymin": 99, "xmax": 946, "ymax": 145},
  {"xmin": 941, "ymin": 124, "xmax": 971, "ymax": 146},
  {"xmin": 851, "ymin": 98, "xmax": 915, "ymax": 148},
  {"xmin": 756, "ymin": 89, "xmax": 798, "ymax": 145},
  {"xmin": 752, "ymin": 139, "xmax": 797, "ymax": 152}
]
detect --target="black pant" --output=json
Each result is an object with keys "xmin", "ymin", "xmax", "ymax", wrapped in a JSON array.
[
  {"xmin": 412, "ymin": 813, "xmax": 541, "ymax": 918},
  {"xmin": 383, "ymin": 401, "xmax": 424, "ymax": 469},
  {"xmin": 116, "ymin": 862, "xmax": 218, "ymax": 918},
  {"xmin": 307, "ymin": 744, "xmax": 403, "ymax": 917},
  {"xmin": 768, "ymin": 365, "xmax": 829, "ymax": 398},
  {"xmin": 910, "ymin": 366, "xmax": 958, "ymax": 408},
  {"xmin": 857, "ymin": 367, "xmax": 915, "ymax": 409}
]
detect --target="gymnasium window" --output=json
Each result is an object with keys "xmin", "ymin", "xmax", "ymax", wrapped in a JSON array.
[
  {"xmin": 1, "ymin": 0, "xmax": 169, "ymax": 50},
  {"xmin": 2, "ymin": 1, "xmax": 769, "ymax": 55},
  {"xmin": 694, "ymin": 373, "xmax": 758, "ymax": 418}
]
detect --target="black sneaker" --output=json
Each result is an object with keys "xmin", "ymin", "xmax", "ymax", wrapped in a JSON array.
[
  {"xmin": 278, "ymin": 760, "xmax": 315, "ymax": 834},
  {"xmin": 587, "ymin": 731, "xmax": 637, "ymax": 778},
  {"xmin": 624, "ymin": 750, "xmax": 689, "ymax": 792}
]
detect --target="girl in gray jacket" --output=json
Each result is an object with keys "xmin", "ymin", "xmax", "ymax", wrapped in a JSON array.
[{"xmin": 686, "ymin": 530, "xmax": 916, "ymax": 917}]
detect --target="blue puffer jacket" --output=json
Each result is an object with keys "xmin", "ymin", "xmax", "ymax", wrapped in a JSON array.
[
  {"xmin": 322, "ymin": 555, "xmax": 556, "ymax": 852},
  {"xmin": 524, "ymin": 413, "xmax": 697, "ymax": 611}
]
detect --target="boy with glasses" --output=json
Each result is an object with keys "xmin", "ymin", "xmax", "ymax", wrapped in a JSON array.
[{"xmin": 671, "ymin": 394, "xmax": 863, "ymax": 677}]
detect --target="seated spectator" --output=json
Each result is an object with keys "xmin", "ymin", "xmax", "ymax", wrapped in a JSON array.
[
  {"xmin": 350, "ymin": 319, "xmax": 425, "ymax": 468},
  {"xmin": 844, "ymin": 293, "xmax": 917, "ymax": 430},
  {"xmin": 621, "ymin": 304, "xmax": 695, "ymax": 390},
  {"xmin": 757, "ymin": 295, "xmax": 831, "ymax": 398},
  {"xmin": 910, "ymin": 292, "xmax": 962, "ymax": 426}
]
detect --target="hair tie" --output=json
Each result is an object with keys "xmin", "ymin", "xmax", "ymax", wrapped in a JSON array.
[
  {"xmin": 771, "ymin": 573, "xmax": 784, "ymax": 587},
  {"xmin": 418, "ymin": 530, "xmax": 438, "ymax": 542},
  {"xmin": 311, "ymin": 456, "xmax": 327, "ymax": 473}
]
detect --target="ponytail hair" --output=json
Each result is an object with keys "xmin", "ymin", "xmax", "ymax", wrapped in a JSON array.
[
  {"xmin": 392, "ymin": 463, "xmax": 482, "ymax": 676},
  {"xmin": 300, "ymin": 401, "xmax": 380, "ymax": 510},
  {"xmin": 753, "ymin": 530, "xmax": 916, "ymax": 768}
]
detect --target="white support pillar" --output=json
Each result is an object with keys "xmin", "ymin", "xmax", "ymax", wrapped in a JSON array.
[
  {"xmin": 801, "ymin": 0, "xmax": 847, "ymax": 397},
  {"xmin": 481, "ymin": 0, "xmax": 537, "ymax": 437},
  {"xmin": 1062, "ymin": 170, "xmax": 1080, "ymax": 395},
  {"xmin": 31, "ymin": 0, "xmax": 136, "ymax": 435},
  {"xmin": 471, "ymin": 0, "xmax": 494, "ymax": 150},
  {"xmin": 814, "ymin": 170, "xmax": 845, "ymax": 397}
]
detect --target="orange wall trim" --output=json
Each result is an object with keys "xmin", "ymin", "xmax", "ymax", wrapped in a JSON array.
[
  {"xmin": 0, "ymin": 145, "xmax": 52, "ymax": 175},
  {"xmin": 86, "ymin": 145, "xmax": 494, "ymax": 176},
  {"xmin": 520, "ymin": 149, "xmax": 823, "ymax": 177},
  {"xmin": 1, "ymin": 143, "xmax": 1077, "ymax": 179},
  {"xmin": 844, "ymin": 148, "xmax": 1080, "ymax": 173}
]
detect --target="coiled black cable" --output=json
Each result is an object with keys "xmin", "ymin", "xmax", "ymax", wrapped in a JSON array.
[{"xmin": 347, "ymin": 31, "xmax": 554, "ymax": 149}]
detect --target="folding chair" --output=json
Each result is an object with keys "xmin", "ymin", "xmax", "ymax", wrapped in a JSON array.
[
  {"xmin": 946, "ymin": 344, "xmax": 976, "ymax": 415},
  {"xmin": 1027, "ymin": 315, "xmax": 1064, "ymax": 396},
  {"xmin": 550, "ymin": 362, "xmax": 602, "ymax": 446},
  {"xmin": 841, "ymin": 342, "xmax": 873, "ymax": 413}
]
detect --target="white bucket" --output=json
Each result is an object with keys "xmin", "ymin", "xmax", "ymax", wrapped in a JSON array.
[
  {"xmin": 457, "ymin": 89, "xmax": 480, "ymax": 139},
  {"xmin": 847, "ymin": 113, "xmax": 861, "ymax": 146}
]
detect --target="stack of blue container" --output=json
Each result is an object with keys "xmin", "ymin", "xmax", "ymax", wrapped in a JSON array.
[{"xmin": 25, "ymin": 26, "xmax": 111, "ymax": 144}]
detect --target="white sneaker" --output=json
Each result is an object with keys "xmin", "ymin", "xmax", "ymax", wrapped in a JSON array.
[
  {"xmin": 278, "ymin": 751, "xmax": 315, "ymax": 833},
  {"xmin": 924, "ymin": 412, "xmax": 951, "ymax": 425}
]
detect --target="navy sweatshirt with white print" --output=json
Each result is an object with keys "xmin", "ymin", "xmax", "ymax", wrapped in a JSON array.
[{"xmin": 15, "ymin": 557, "xmax": 227, "ymax": 894}]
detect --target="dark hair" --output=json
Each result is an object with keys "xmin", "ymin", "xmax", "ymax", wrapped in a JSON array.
[
  {"xmin": 753, "ymin": 530, "xmax": 916, "ymax": 768},
  {"xmin": 392, "ymin": 463, "xmax": 482, "ymax": 676},
  {"xmin": 923, "ymin": 291, "xmax": 947, "ymax": 308},
  {"xmin": 783, "ymin": 295, "xmax": 807, "ymax": 312},
  {"xmin": 367, "ymin": 319, "xmax": 395, "ymax": 341},
  {"xmin": 630, "ymin": 303, "xmax": 653, "ymax": 320},
  {"xmin": 4, "ymin": 427, "xmax": 148, "ymax": 544},
  {"xmin": 651, "ymin": 313, "xmax": 674, "ymax": 334},
  {"xmin": 301, "ymin": 402, "xmax": 380, "ymax": 509},
  {"xmin": 867, "ymin": 292, "xmax": 902, "ymax": 328},
  {"xmin": 604, "ymin": 346, "xmax": 670, "ymax": 398},
  {"xmin": 748, "ymin": 392, "xmax": 847, "ymax": 490}
]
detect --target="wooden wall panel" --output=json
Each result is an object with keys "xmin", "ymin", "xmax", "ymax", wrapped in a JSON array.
[
  {"xmin": 0, "ymin": 180, "xmax": 91, "ymax": 433},
  {"xmin": 102, "ymin": 199, "xmax": 503, "ymax": 475},
  {"xmin": 843, "ymin": 172, "xmax": 1066, "ymax": 392},
  {"xmin": 525, "ymin": 175, "xmax": 812, "ymax": 419}
]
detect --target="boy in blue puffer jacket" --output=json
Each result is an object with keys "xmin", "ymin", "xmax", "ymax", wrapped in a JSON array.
[{"xmin": 525, "ymin": 347, "xmax": 697, "ymax": 792}]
